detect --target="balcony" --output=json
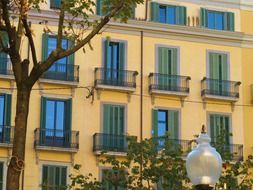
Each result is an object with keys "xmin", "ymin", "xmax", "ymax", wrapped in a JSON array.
[
  {"xmin": 0, "ymin": 58, "xmax": 13, "ymax": 78},
  {"xmin": 149, "ymin": 73, "xmax": 191, "ymax": 97},
  {"xmin": 93, "ymin": 133, "xmax": 128, "ymax": 155},
  {"xmin": 201, "ymin": 77, "xmax": 241, "ymax": 102},
  {"xmin": 94, "ymin": 68, "xmax": 138, "ymax": 93},
  {"xmin": 34, "ymin": 128, "xmax": 79, "ymax": 152},
  {"xmin": 40, "ymin": 63, "xmax": 79, "ymax": 84},
  {"xmin": 154, "ymin": 137, "xmax": 243, "ymax": 161},
  {"xmin": 0, "ymin": 125, "xmax": 13, "ymax": 147}
]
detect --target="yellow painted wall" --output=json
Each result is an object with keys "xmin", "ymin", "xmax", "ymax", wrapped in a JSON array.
[{"xmin": 0, "ymin": 1, "xmax": 252, "ymax": 189}]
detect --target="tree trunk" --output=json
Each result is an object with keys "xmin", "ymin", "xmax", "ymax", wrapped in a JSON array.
[{"xmin": 6, "ymin": 87, "xmax": 31, "ymax": 190}]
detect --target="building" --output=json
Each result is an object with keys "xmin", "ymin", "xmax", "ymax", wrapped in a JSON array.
[{"xmin": 0, "ymin": 0, "xmax": 253, "ymax": 189}]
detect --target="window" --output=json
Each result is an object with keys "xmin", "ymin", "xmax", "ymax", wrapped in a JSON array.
[
  {"xmin": 150, "ymin": 2, "xmax": 186, "ymax": 25},
  {"xmin": 40, "ymin": 97, "xmax": 72, "ymax": 147},
  {"xmin": 201, "ymin": 8, "xmax": 235, "ymax": 31},
  {"xmin": 208, "ymin": 52, "xmax": 229, "ymax": 96},
  {"xmin": 0, "ymin": 94, "xmax": 11, "ymax": 143},
  {"xmin": 96, "ymin": 0, "xmax": 135, "ymax": 18},
  {"xmin": 50, "ymin": 0, "xmax": 61, "ymax": 9},
  {"xmin": 41, "ymin": 34, "xmax": 75, "ymax": 81},
  {"xmin": 102, "ymin": 104, "xmax": 125, "ymax": 151},
  {"xmin": 157, "ymin": 47, "xmax": 178, "ymax": 90},
  {"xmin": 0, "ymin": 162, "xmax": 4, "ymax": 190},
  {"xmin": 103, "ymin": 39, "xmax": 126, "ymax": 84},
  {"xmin": 152, "ymin": 109, "xmax": 179, "ymax": 139},
  {"xmin": 42, "ymin": 165, "xmax": 67, "ymax": 190},
  {"xmin": 0, "ymin": 31, "xmax": 11, "ymax": 75},
  {"xmin": 209, "ymin": 114, "xmax": 230, "ymax": 143},
  {"xmin": 101, "ymin": 169, "xmax": 126, "ymax": 190}
]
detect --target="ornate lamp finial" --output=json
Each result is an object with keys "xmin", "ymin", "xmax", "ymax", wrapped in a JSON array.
[{"xmin": 201, "ymin": 125, "xmax": 206, "ymax": 134}]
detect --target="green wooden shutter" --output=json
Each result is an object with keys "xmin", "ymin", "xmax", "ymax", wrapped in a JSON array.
[
  {"xmin": 176, "ymin": 6, "xmax": 187, "ymax": 25},
  {"xmin": 0, "ymin": 31, "xmax": 8, "ymax": 58},
  {"xmin": 96, "ymin": 0, "xmax": 103, "ymax": 16},
  {"xmin": 61, "ymin": 167, "xmax": 67, "ymax": 187},
  {"xmin": 104, "ymin": 39, "xmax": 110, "ymax": 68},
  {"xmin": 65, "ymin": 99, "xmax": 72, "ymax": 131},
  {"xmin": 130, "ymin": 5, "xmax": 136, "ymax": 19},
  {"xmin": 0, "ymin": 163, "xmax": 3, "ymax": 190},
  {"xmin": 42, "ymin": 165, "xmax": 48, "ymax": 187},
  {"xmin": 168, "ymin": 110, "xmax": 179, "ymax": 139},
  {"xmin": 152, "ymin": 109, "xmax": 158, "ymax": 138},
  {"xmin": 4, "ymin": 94, "xmax": 11, "ymax": 126},
  {"xmin": 67, "ymin": 40, "xmax": 75, "ymax": 65},
  {"xmin": 201, "ymin": 8, "xmax": 207, "ymax": 27},
  {"xmin": 103, "ymin": 104, "xmax": 111, "ymax": 134},
  {"xmin": 119, "ymin": 42, "xmax": 125, "ymax": 70},
  {"xmin": 42, "ymin": 33, "xmax": 49, "ymax": 61},
  {"xmin": 40, "ymin": 97, "xmax": 47, "ymax": 129},
  {"xmin": 227, "ymin": 12, "xmax": 235, "ymax": 31},
  {"xmin": 171, "ymin": 48, "xmax": 178, "ymax": 75},
  {"xmin": 150, "ymin": 2, "xmax": 159, "ymax": 22},
  {"xmin": 221, "ymin": 54, "xmax": 228, "ymax": 80},
  {"xmin": 210, "ymin": 115, "xmax": 215, "ymax": 142}
]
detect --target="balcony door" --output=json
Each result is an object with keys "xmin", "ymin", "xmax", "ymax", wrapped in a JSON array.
[
  {"xmin": 103, "ymin": 104, "xmax": 125, "ymax": 151},
  {"xmin": 157, "ymin": 47, "xmax": 178, "ymax": 90},
  {"xmin": 40, "ymin": 97, "xmax": 72, "ymax": 147},
  {"xmin": 104, "ymin": 40, "xmax": 125, "ymax": 85},
  {"xmin": 0, "ymin": 94, "xmax": 11, "ymax": 143},
  {"xmin": 152, "ymin": 109, "xmax": 179, "ymax": 149},
  {"xmin": 42, "ymin": 34, "xmax": 75, "ymax": 81},
  {"xmin": 209, "ymin": 52, "xmax": 229, "ymax": 96},
  {"xmin": 0, "ymin": 31, "xmax": 9, "ymax": 75}
]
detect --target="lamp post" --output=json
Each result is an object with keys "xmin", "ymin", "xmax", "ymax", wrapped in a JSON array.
[{"xmin": 186, "ymin": 126, "xmax": 222, "ymax": 190}]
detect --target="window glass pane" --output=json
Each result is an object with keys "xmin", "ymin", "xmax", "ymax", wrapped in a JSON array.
[
  {"xmin": 0, "ymin": 96, "xmax": 4, "ymax": 126},
  {"xmin": 56, "ymin": 101, "xmax": 64, "ymax": 132},
  {"xmin": 158, "ymin": 110, "xmax": 167, "ymax": 137},
  {"xmin": 207, "ymin": 12, "xmax": 215, "ymax": 29},
  {"xmin": 159, "ymin": 6, "xmax": 166, "ymax": 23},
  {"xmin": 167, "ymin": 7, "xmax": 176, "ymax": 24},
  {"xmin": 215, "ymin": 12, "xmax": 224, "ymax": 30},
  {"xmin": 45, "ymin": 100, "xmax": 55, "ymax": 131},
  {"xmin": 158, "ymin": 111, "xmax": 166, "ymax": 122}
]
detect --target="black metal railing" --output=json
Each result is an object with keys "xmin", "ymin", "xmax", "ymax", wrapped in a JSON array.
[
  {"xmin": 94, "ymin": 68, "xmax": 138, "ymax": 88},
  {"xmin": 154, "ymin": 137, "xmax": 243, "ymax": 161},
  {"xmin": 149, "ymin": 73, "xmax": 191, "ymax": 93},
  {"xmin": 201, "ymin": 77, "xmax": 241, "ymax": 98},
  {"xmin": 0, "ymin": 58, "xmax": 13, "ymax": 75},
  {"xmin": 41, "ymin": 63, "xmax": 79, "ymax": 82},
  {"xmin": 93, "ymin": 133, "xmax": 128, "ymax": 153},
  {"xmin": 34, "ymin": 128, "xmax": 79, "ymax": 149},
  {"xmin": 211, "ymin": 142, "xmax": 243, "ymax": 161},
  {"xmin": 0, "ymin": 125, "xmax": 13, "ymax": 144},
  {"xmin": 50, "ymin": 0, "xmax": 61, "ymax": 9},
  {"xmin": 154, "ymin": 137, "xmax": 194, "ymax": 157}
]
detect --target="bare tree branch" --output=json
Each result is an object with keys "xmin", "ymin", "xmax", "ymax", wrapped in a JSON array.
[{"xmin": 22, "ymin": 18, "xmax": 38, "ymax": 66}]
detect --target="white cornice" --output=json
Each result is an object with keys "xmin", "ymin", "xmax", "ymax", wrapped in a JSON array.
[{"xmin": 27, "ymin": 10, "xmax": 253, "ymax": 48}]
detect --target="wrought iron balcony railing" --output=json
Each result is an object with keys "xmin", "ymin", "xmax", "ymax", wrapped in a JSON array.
[
  {"xmin": 41, "ymin": 63, "xmax": 79, "ymax": 82},
  {"xmin": 149, "ymin": 73, "xmax": 191, "ymax": 94},
  {"xmin": 201, "ymin": 77, "xmax": 241, "ymax": 99},
  {"xmin": 93, "ymin": 133, "xmax": 128, "ymax": 153},
  {"xmin": 94, "ymin": 68, "xmax": 138, "ymax": 88},
  {"xmin": 154, "ymin": 137, "xmax": 243, "ymax": 161},
  {"xmin": 34, "ymin": 128, "xmax": 79, "ymax": 150},
  {"xmin": 0, "ymin": 58, "xmax": 13, "ymax": 76},
  {"xmin": 0, "ymin": 125, "xmax": 13, "ymax": 145}
]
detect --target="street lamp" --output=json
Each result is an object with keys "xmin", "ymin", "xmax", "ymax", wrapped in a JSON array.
[{"xmin": 186, "ymin": 125, "xmax": 222, "ymax": 190}]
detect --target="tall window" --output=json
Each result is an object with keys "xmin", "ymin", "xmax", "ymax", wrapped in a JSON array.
[
  {"xmin": 209, "ymin": 114, "xmax": 230, "ymax": 144},
  {"xmin": 50, "ymin": 0, "xmax": 61, "ymax": 9},
  {"xmin": 102, "ymin": 104, "xmax": 125, "ymax": 151},
  {"xmin": 152, "ymin": 109, "xmax": 179, "ymax": 139},
  {"xmin": 103, "ymin": 40, "xmax": 126, "ymax": 84},
  {"xmin": 40, "ymin": 97, "xmax": 72, "ymax": 147},
  {"xmin": 150, "ymin": 2, "xmax": 186, "ymax": 25},
  {"xmin": 101, "ymin": 169, "xmax": 125, "ymax": 190},
  {"xmin": 41, "ymin": 34, "xmax": 75, "ymax": 81},
  {"xmin": 0, "ymin": 94, "xmax": 11, "ymax": 143},
  {"xmin": 42, "ymin": 165, "xmax": 67, "ymax": 190},
  {"xmin": 208, "ymin": 52, "xmax": 229, "ymax": 96},
  {"xmin": 201, "ymin": 8, "xmax": 235, "ymax": 31}
]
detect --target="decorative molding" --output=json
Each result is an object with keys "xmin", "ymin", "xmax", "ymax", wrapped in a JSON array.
[{"xmin": 27, "ymin": 10, "xmax": 253, "ymax": 48}]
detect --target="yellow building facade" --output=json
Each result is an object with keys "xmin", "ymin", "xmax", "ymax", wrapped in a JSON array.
[{"xmin": 1, "ymin": 0, "xmax": 253, "ymax": 189}]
